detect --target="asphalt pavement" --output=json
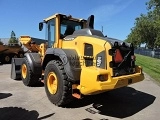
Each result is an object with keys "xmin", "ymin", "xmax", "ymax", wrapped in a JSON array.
[{"xmin": 0, "ymin": 64, "xmax": 160, "ymax": 120}]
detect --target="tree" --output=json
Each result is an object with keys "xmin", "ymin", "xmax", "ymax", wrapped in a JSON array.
[
  {"xmin": 146, "ymin": 0, "xmax": 160, "ymax": 48},
  {"xmin": 8, "ymin": 31, "xmax": 19, "ymax": 44},
  {"xmin": 125, "ymin": 0, "xmax": 160, "ymax": 49}
]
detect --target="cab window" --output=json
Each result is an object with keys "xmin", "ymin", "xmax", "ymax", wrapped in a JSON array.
[
  {"xmin": 60, "ymin": 19, "xmax": 83, "ymax": 39},
  {"xmin": 46, "ymin": 19, "xmax": 55, "ymax": 47}
]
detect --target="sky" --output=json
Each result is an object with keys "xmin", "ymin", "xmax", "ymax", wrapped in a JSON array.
[{"xmin": 0, "ymin": 0, "xmax": 149, "ymax": 41}]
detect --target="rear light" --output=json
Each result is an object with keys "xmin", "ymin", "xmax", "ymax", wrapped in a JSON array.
[
  {"xmin": 98, "ymin": 74, "xmax": 108, "ymax": 81},
  {"xmin": 114, "ymin": 49, "xmax": 123, "ymax": 63}
]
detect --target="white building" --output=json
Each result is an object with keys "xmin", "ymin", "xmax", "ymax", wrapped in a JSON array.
[{"xmin": 0, "ymin": 38, "xmax": 10, "ymax": 45}]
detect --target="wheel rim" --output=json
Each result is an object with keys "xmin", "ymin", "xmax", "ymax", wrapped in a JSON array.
[
  {"xmin": 5, "ymin": 56, "xmax": 10, "ymax": 62},
  {"xmin": 19, "ymin": 54, "xmax": 23, "ymax": 58},
  {"xmin": 47, "ymin": 72, "xmax": 58, "ymax": 94},
  {"xmin": 22, "ymin": 64, "xmax": 27, "ymax": 79}
]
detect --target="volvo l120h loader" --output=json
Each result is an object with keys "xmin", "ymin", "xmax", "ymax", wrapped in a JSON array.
[{"xmin": 11, "ymin": 13, "xmax": 144, "ymax": 106}]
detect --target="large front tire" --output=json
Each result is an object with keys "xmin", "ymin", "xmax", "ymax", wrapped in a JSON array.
[
  {"xmin": 44, "ymin": 60, "xmax": 73, "ymax": 106},
  {"xmin": 21, "ymin": 58, "xmax": 40, "ymax": 86}
]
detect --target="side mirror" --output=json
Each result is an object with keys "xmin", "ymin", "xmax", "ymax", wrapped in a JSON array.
[
  {"xmin": 39, "ymin": 22, "xmax": 43, "ymax": 31},
  {"xmin": 87, "ymin": 15, "xmax": 94, "ymax": 29}
]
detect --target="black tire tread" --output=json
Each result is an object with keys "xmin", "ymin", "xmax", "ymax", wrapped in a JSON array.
[
  {"xmin": 22, "ymin": 58, "xmax": 40, "ymax": 86},
  {"xmin": 44, "ymin": 60, "xmax": 73, "ymax": 106}
]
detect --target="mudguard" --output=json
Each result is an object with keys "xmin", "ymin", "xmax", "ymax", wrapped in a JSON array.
[
  {"xmin": 10, "ymin": 53, "xmax": 42, "ymax": 80},
  {"xmin": 42, "ymin": 48, "xmax": 81, "ymax": 82},
  {"xmin": 24, "ymin": 53, "xmax": 42, "ymax": 75}
]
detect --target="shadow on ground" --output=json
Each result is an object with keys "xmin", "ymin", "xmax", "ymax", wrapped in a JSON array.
[
  {"xmin": 0, "ymin": 63, "xmax": 10, "ymax": 65},
  {"xmin": 31, "ymin": 82, "xmax": 44, "ymax": 87},
  {"xmin": 0, "ymin": 107, "xmax": 54, "ymax": 120},
  {"xmin": 0, "ymin": 93, "xmax": 12, "ymax": 99},
  {"xmin": 66, "ymin": 87, "xmax": 156, "ymax": 118},
  {"xmin": 82, "ymin": 118, "xmax": 108, "ymax": 120}
]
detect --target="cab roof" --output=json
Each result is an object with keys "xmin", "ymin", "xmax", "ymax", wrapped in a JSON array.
[{"xmin": 43, "ymin": 13, "xmax": 86, "ymax": 22}]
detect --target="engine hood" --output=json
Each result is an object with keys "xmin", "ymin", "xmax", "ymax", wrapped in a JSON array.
[
  {"xmin": 63, "ymin": 28, "xmax": 133, "ymax": 48},
  {"xmin": 104, "ymin": 37, "xmax": 132, "ymax": 48}
]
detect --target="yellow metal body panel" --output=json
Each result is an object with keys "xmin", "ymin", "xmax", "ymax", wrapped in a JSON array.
[
  {"xmin": 62, "ymin": 36, "xmax": 107, "ymax": 67},
  {"xmin": 78, "ymin": 66, "xmax": 144, "ymax": 95},
  {"xmin": 39, "ymin": 43, "xmax": 47, "ymax": 59},
  {"xmin": 54, "ymin": 15, "xmax": 61, "ymax": 48}
]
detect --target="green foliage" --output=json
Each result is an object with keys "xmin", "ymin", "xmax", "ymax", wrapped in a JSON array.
[
  {"xmin": 8, "ymin": 31, "xmax": 19, "ymax": 44},
  {"xmin": 126, "ymin": 0, "xmax": 160, "ymax": 49}
]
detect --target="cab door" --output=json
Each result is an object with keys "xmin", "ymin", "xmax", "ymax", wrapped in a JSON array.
[{"xmin": 46, "ymin": 18, "xmax": 56, "ymax": 48}]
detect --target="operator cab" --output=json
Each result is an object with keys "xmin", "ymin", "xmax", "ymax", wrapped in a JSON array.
[
  {"xmin": 60, "ymin": 17, "xmax": 84, "ymax": 39},
  {"xmin": 39, "ymin": 13, "xmax": 86, "ymax": 48}
]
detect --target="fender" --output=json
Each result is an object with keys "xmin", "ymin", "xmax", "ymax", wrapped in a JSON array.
[
  {"xmin": 24, "ymin": 53, "xmax": 42, "ymax": 75},
  {"xmin": 42, "ymin": 48, "xmax": 81, "ymax": 82}
]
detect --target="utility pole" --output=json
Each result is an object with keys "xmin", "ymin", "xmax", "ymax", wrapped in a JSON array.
[{"xmin": 101, "ymin": 26, "xmax": 103, "ymax": 33}]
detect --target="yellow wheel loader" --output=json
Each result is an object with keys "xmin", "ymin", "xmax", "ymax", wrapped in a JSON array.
[{"xmin": 10, "ymin": 13, "xmax": 144, "ymax": 106}]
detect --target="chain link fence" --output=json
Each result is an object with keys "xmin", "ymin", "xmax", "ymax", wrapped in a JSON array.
[{"xmin": 134, "ymin": 48, "xmax": 160, "ymax": 59}]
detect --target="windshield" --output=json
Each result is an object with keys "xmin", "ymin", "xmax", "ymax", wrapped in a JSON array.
[{"xmin": 60, "ymin": 19, "xmax": 83, "ymax": 38}]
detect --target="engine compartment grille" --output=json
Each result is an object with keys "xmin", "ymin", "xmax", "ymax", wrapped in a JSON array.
[{"xmin": 109, "ymin": 42, "xmax": 135, "ymax": 77}]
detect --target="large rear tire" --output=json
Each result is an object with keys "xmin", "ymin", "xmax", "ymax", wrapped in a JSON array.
[
  {"xmin": 44, "ymin": 60, "xmax": 73, "ymax": 106},
  {"xmin": 21, "ymin": 58, "xmax": 40, "ymax": 86}
]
